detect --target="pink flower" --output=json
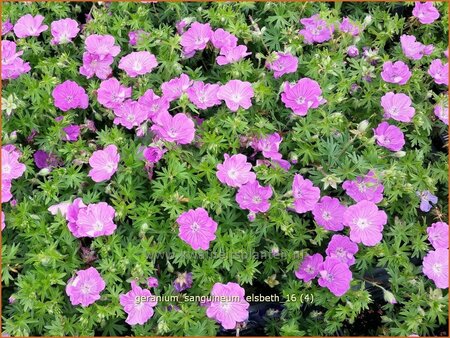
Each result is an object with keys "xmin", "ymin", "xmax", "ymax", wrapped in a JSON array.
[
  {"xmin": 48, "ymin": 201, "xmax": 71, "ymax": 216},
  {"xmin": 65, "ymin": 267, "xmax": 106, "ymax": 307},
  {"xmin": 143, "ymin": 146, "xmax": 165, "ymax": 163},
  {"xmin": 381, "ymin": 61, "xmax": 412, "ymax": 85},
  {"xmin": 217, "ymin": 80, "xmax": 254, "ymax": 112},
  {"xmin": 180, "ymin": 22, "xmax": 212, "ymax": 55},
  {"xmin": 318, "ymin": 257, "xmax": 352, "ymax": 296},
  {"xmin": 113, "ymin": 100, "xmax": 148, "ymax": 130},
  {"xmin": 138, "ymin": 89, "xmax": 170, "ymax": 120},
  {"xmin": 299, "ymin": 15, "xmax": 334, "ymax": 44},
  {"xmin": 216, "ymin": 45, "xmax": 251, "ymax": 65},
  {"xmin": 50, "ymin": 18, "xmax": 79, "ymax": 45},
  {"xmin": 119, "ymin": 281, "xmax": 157, "ymax": 325},
  {"xmin": 427, "ymin": 222, "xmax": 449, "ymax": 249},
  {"xmin": 186, "ymin": 81, "xmax": 221, "ymax": 109},
  {"xmin": 342, "ymin": 170, "xmax": 384, "ymax": 203},
  {"xmin": 1, "ymin": 147, "xmax": 26, "ymax": 181},
  {"xmin": 206, "ymin": 282, "xmax": 250, "ymax": 330},
  {"xmin": 373, "ymin": 122, "xmax": 405, "ymax": 152},
  {"xmin": 1, "ymin": 211, "xmax": 5, "ymax": 231},
  {"xmin": 13, "ymin": 14, "xmax": 48, "ymax": 38},
  {"xmin": 118, "ymin": 51, "xmax": 158, "ymax": 77},
  {"xmin": 52, "ymin": 80, "xmax": 89, "ymax": 111},
  {"xmin": 266, "ymin": 52, "xmax": 298, "ymax": 78},
  {"xmin": 400, "ymin": 35, "xmax": 433, "ymax": 60},
  {"xmin": 79, "ymin": 52, "xmax": 113, "ymax": 80},
  {"xmin": 1, "ymin": 179, "xmax": 12, "ymax": 204},
  {"xmin": 63, "ymin": 125, "xmax": 80, "ymax": 141},
  {"xmin": 339, "ymin": 17, "xmax": 360, "ymax": 36},
  {"xmin": 88, "ymin": 145, "xmax": 120, "ymax": 182},
  {"xmin": 236, "ymin": 180, "xmax": 273, "ymax": 213},
  {"xmin": 66, "ymin": 198, "xmax": 86, "ymax": 238},
  {"xmin": 413, "ymin": 2, "xmax": 440, "ymax": 24},
  {"xmin": 97, "ymin": 77, "xmax": 132, "ymax": 109},
  {"xmin": 161, "ymin": 74, "xmax": 193, "ymax": 102},
  {"xmin": 343, "ymin": 200, "xmax": 387, "ymax": 246},
  {"xmin": 216, "ymin": 154, "xmax": 256, "ymax": 188},
  {"xmin": 76, "ymin": 202, "xmax": 117, "ymax": 237},
  {"xmin": 325, "ymin": 235, "xmax": 359, "ymax": 266},
  {"xmin": 292, "ymin": 174, "xmax": 321, "ymax": 214},
  {"xmin": 151, "ymin": 112, "xmax": 195, "ymax": 144},
  {"xmin": 381, "ymin": 92, "xmax": 416, "ymax": 122},
  {"xmin": 211, "ymin": 28, "xmax": 238, "ymax": 50},
  {"xmin": 434, "ymin": 100, "xmax": 448, "ymax": 125},
  {"xmin": 85, "ymin": 34, "xmax": 120, "ymax": 59},
  {"xmin": 2, "ymin": 20, "xmax": 13, "ymax": 36},
  {"xmin": 147, "ymin": 277, "xmax": 159, "ymax": 288},
  {"xmin": 1, "ymin": 40, "xmax": 30, "ymax": 80},
  {"xmin": 428, "ymin": 59, "xmax": 448, "ymax": 86},
  {"xmin": 294, "ymin": 253, "xmax": 323, "ymax": 282},
  {"xmin": 252, "ymin": 133, "xmax": 282, "ymax": 159},
  {"xmin": 128, "ymin": 30, "xmax": 146, "ymax": 46},
  {"xmin": 312, "ymin": 196, "xmax": 347, "ymax": 231},
  {"xmin": 177, "ymin": 207, "xmax": 218, "ymax": 250},
  {"xmin": 281, "ymin": 78, "xmax": 326, "ymax": 116},
  {"xmin": 422, "ymin": 248, "xmax": 448, "ymax": 289}
]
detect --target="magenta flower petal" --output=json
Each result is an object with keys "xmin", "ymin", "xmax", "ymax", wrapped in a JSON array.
[
  {"xmin": 119, "ymin": 281, "xmax": 157, "ymax": 325},
  {"xmin": 281, "ymin": 78, "xmax": 325, "ymax": 116},
  {"xmin": 177, "ymin": 208, "xmax": 218, "ymax": 250},
  {"xmin": 422, "ymin": 248, "xmax": 448, "ymax": 289},
  {"xmin": 292, "ymin": 174, "xmax": 320, "ymax": 214},
  {"xmin": 52, "ymin": 80, "xmax": 89, "ymax": 111},
  {"xmin": 318, "ymin": 257, "xmax": 352, "ymax": 296},
  {"xmin": 381, "ymin": 92, "xmax": 415, "ymax": 122},
  {"xmin": 66, "ymin": 267, "xmax": 106, "ymax": 307},
  {"xmin": 373, "ymin": 122, "xmax": 405, "ymax": 152},
  {"xmin": 427, "ymin": 222, "xmax": 449, "ymax": 250},
  {"xmin": 312, "ymin": 196, "xmax": 346, "ymax": 231},
  {"xmin": 216, "ymin": 153, "xmax": 256, "ymax": 188},
  {"xmin": 13, "ymin": 14, "xmax": 48, "ymax": 38},
  {"xmin": 217, "ymin": 80, "xmax": 254, "ymax": 112},
  {"xmin": 151, "ymin": 112, "xmax": 195, "ymax": 144},
  {"xmin": 118, "ymin": 51, "xmax": 158, "ymax": 77},
  {"xmin": 236, "ymin": 180, "xmax": 273, "ymax": 213},
  {"xmin": 88, "ymin": 145, "xmax": 120, "ymax": 182},
  {"xmin": 295, "ymin": 253, "xmax": 324, "ymax": 282}
]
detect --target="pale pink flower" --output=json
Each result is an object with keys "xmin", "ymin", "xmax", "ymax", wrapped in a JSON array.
[
  {"xmin": 252, "ymin": 133, "xmax": 282, "ymax": 159},
  {"xmin": 318, "ymin": 257, "xmax": 352, "ymax": 296},
  {"xmin": 119, "ymin": 281, "xmax": 157, "ymax": 325},
  {"xmin": 343, "ymin": 200, "xmax": 387, "ymax": 246},
  {"xmin": 216, "ymin": 153, "xmax": 256, "ymax": 188},
  {"xmin": 118, "ymin": 51, "xmax": 158, "ymax": 77},
  {"xmin": 428, "ymin": 59, "xmax": 448, "ymax": 86},
  {"xmin": 381, "ymin": 92, "xmax": 416, "ymax": 122},
  {"xmin": 186, "ymin": 81, "xmax": 221, "ymax": 109},
  {"xmin": 292, "ymin": 174, "xmax": 320, "ymax": 214},
  {"xmin": 151, "ymin": 112, "xmax": 195, "ymax": 144},
  {"xmin": 295, "ymin": 253, "xmax": 323, "ymax": 282},
  {"xmin": 180, "ymin": 22, "xmax": 212, "ymax": 55},
  {"xmin": 85, "ymin": 34, "xmax": 120, "ymax": 59},
  {"xmin": 312, "ymin": 196, "xmax": 347, "ymax": 231},
  {"xmin": 413, "ymin": 2, "xmax": 440, "ymax": 24},
  {"xmin": 88, "ymin": 145, "xmax": 120, "ymax": 182},
  {"xmin": 50, "ymin": 18, "xmax": 79, "ymax": 45},
  {"xmin": 236, "ymin": 180, "xmax": 273, "ymax": 213},
  {"xmin": 52, "ymin": 80, "xmax": 89, "ymax": 112},
  {"xmin": 1, "ymin": 147, "xmax": 26, "ymax": 181},
  {"xmin": 206, "ymin": 282, "xmax": 250, "ymax": 330},
  {"xmin": 299, "ymin": 15, "xmax": 334, "ymax": 44},
  {"xmin": 423, "ymin": 248, "xmax": 448, "ymax": 289},
  {"xmin": 281, "ymin": 78, "xmax": 326, "ymax": 116},
  {"xmin": 211, "ymin": 28, "xmax": 238, "ymax": 50},
  {"xmin": 217, "ymin": 80, "xmax": 254, "ymax": 112},
  {"xmin": 161, "ymin": 74, "xmax": 193, "ymax": 102},
  {"xmin": 113, "ymin": 100, "xmax": 148, "ymax": 130},
  {"xmin": 400, "ymin": 35, "xmax": 433, "ymax": 60},
  {"xmin": 434, "ymin": 100, "xmax": 448, "ymax": 125},
  {"xmin": 13, "ymin": 14, "xmax": 48, "ymax": 38},
  {"xmin": 325, "ymin": 234, "xmax": 359, "ymax": 266},
  {"xmin": 381, "ymin": 61, "xmax": 412, "ymax": 85},
  {"xmin": 79, "ymin": 52, "xmax": 113, "ymax": 80},
  {"xmin": 138, "ymin": 89, "xmax": 170, "ymax": 120},
  {"xmin": 66, "ymin": 267, "xmax": 106, "ymax": 307},
  {"xmin": 216, "ymin": 45, "xmax": 251, "ymax": 65},
  {"xmin": 342, "ymin": 170, "xmax": 384, "ymax": 203},
  {"xmin": 48, "ymin": 201, "xmax": 71, "ymax": 216},
  {"xmin": 373, "ymin": 122, "xmax": 405, "ymax": 152},
  {"xmin": 266, "ymin": 52, "xmax": 298, "ymax": 78},
  {"xmin": 66, "ymin": 198, "xmax": 86, "ymax": 238},
  {"xmin": 1, "ymin": 179, "xmax": 12, "ymax": 203},
  {"xmin": 427, "ymin": 222, "xmax": 449, "ymax": 250},
  {"xmin": 76, "ymin": 202, "xmax": 117, "ymax": 237},
  {"xmin": 1, "ymin": 211, "xmax": 5, "ymax": 231},
  {"xmin": 97, "ymin": 77, "xmax": 132, "ymax": 109},
  {"xmin": 177, "ymin": 207, "xmax": 218, "ymax": 250},
  {"xmin": 339, "ymin": 17, "xmax": 360, "ymax": 36},
  {"xmin": 1, "ymin": 40, "xmax": 31, "ymax": 80}
]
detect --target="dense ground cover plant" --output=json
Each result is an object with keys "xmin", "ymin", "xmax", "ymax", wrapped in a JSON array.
[{"xmin": 1, "ymin": 1, "xmax": 449, "ymax": 336}]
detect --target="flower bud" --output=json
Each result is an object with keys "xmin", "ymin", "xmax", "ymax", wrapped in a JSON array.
[
  {"xmin": 394, "ymin": 151, "xmax": 406, "ymax": 158},
  {"xmin": 383, "ymin": 289, "xmax": 397, "ymax": 304},
  {"xmin": 357, "ymin": 120, "xmax": 369, "ymax": 132}
]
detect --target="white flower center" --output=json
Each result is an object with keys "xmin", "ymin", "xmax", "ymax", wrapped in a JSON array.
[
  {"xmin": 252, "ymin": 196, "xmax": 262, "ymax": 204},
  {"xmin": 322, "ymin": 211, "xmax": 332, "ymax": 221},
  {"xmin": 190, "ymin": 222, "xmax": 200, "ymax": 232},
  {"xmin": 296, "ymin": 96, "xmax": 305, "ymax": 105},
  {"xmin": 228, "ymin": 169, "xmax": 238, "ymax": 179},
  {"xmin": 3, "ymin": 164, "xmax": 11, "ymax": 174},
  {"xmin": 356, "ymin": 218, "xmax": 370, "ymax": 229},
  {"xmin": 432, "ymin": 263, "xmax": 442, "ymax": 275},
  {"xmin": 93, "ymin": 221, "xmax": 104, "ymax": 231}
]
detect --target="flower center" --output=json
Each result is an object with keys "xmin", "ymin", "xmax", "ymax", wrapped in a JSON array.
[
  {"xmin": 220, "ymin": 301, "xmax": 231, "ymax": 312},
  {"xmin": 336, "ymin": 247, "xmax": 346, "ymax": 257},
  {"xmin": 190, "ymin": 222, "xmax": 200, "ymax": 232},
  {"xmin": 105, "ymin": 162, "xmax": 115, "ymax": 173},
  {"xmin": 133, "ymin": 61, "xmax": 142, "ymax": 71},
  {"xmin": 167, "ymin": 128, "xmax": 178, "ymax": 138},
  {"xmin": 93, "ymin": 221, "xmax": 104, "ymax": 231},
  {"xmin": 322, "ymin": 211, "xmax": 332, "ymax": 221},
  {"xmin": 81, "ymin": 282, "xmax": 92, "ymax": 294},
  {"xmin": 252, "ymin": 196, "xmax": 262, "ymax": 204},
  {"xmin": 66, "ymin": 95, "xmax": 73, "ymax": 103},
  {"xmin": 228, "ymin": 169, "xmax": 238, "ymax": 179},
  {"xmin": 296, "ymin": 96, "xmax": 306, "ymax": 105},
  {"xmin": 389, "ymin": 107, "xmax": 399, "ymax": 116},
  {"xmin": 3, "ymin": 164, "xmax": 11, "ymax": 174},
  {"xmin": 231, "ymin": 94, "xmax": 242, "ymax": 103},
  {"xmin": 305, "ymin": 265, "xmax": 315, "ymax": 274},
  {"xmin": 432, "ymin": 263, "xmax": 442, "ymax": 274},
  {"xmin": 356, "ymin": 217, "xmax": 370, "ymax": 229}
]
